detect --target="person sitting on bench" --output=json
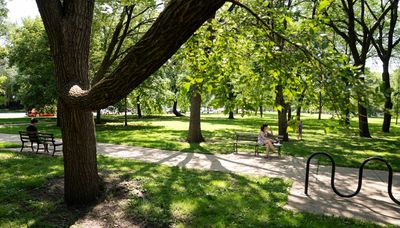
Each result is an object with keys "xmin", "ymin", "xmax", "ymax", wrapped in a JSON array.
[
  {"xmin": 257, "ymin": 123, "xmax": 276, "ymax": 158},
  {"xmin": 27, "ymin": 118, "xmax": 38, "ymax": 132}
]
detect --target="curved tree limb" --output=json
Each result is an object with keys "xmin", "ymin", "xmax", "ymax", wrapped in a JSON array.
[{"xmin": 60, "ymin": 0, "xmax": 226, "ymax": 110}]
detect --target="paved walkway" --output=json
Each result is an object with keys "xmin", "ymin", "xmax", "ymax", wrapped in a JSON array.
[{"xmin": 1, "ymin": 133, "xmax": 399, "ymax": 225}]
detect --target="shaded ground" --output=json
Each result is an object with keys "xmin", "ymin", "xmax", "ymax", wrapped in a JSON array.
[{"xmin": 28, "ymin": 172, "xmax": 142, "ymax": 227}]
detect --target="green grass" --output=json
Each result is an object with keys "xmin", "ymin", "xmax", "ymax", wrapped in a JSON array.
[
  {"xmin": 0, "ymin": 141, "xmax": 20, "ymax": 148},
  {"xmin": 0, "ymin": 151, "xmax": 64, "ymax": 227},
  {"xmin": 0, "ymin": 113, "xmax": 399, "ymax": 170},
  {"xmin": 0, "ymin": 151, "xmax": 385, "ymax": 227}
]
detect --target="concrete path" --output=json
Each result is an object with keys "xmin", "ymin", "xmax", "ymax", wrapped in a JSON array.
[{"xmin": 1, "ymin": 133, "xmax": 399, "ymax": 225}]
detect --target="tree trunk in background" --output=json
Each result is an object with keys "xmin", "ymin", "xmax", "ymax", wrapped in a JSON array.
[
  {"xmin": 318, "ymin": 91, "xmax": 322, "ymax": 120},
  {"xmin": 382, "ymin": 61, "xmax": 392, "ymax": 132},
  {"xmin": 296, "ymin": 106, "xmax": 301, "ymax": 119},
  {"xmin": 124, "ymin": 96, "xmax": 128, "ymax": 127},
  {"xmin": 259, "ymin": 106, "xmax": 263, "ymax": 118},
  {"xmin": 276, "ymin": 84, "xmax": 288, "ymax": 141},
  {"xmin": 358, "ymin": 77, "xmax": 371, "ymax": 137},
  {"xmin": 228, "ymin": 111, "xmax": 234, "ymax": 119},
  {"xmin": 287, "ymin": 105, "xmax": 291, "ymax": 121},
  {"xmin": 95, "ymin": 109, "xmax": 101, "ymax": 124},
  {"xmin": 136, "ymin": 96, "xmax": 142, "ymax": 119},
  {"xmin": 173, "ymin": 100, "xmax": 184, "ymax": 116},
  {"xmin": 187, "ymin": 88, "xmax": 204, "ymax": 143}
]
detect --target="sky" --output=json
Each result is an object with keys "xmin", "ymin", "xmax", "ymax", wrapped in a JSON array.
[{"xmin": 6, "ymin": 0, "xmax": 39, "ymax": 25}]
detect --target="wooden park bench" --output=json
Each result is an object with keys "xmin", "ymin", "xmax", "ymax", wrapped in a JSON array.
[
  {"xmin": 233, "ymin": 132, "xmax": 283, "ymax": 157},
  {"xmin": 19, "ymin": 131, "xmax": 63, "ymax": 156}
]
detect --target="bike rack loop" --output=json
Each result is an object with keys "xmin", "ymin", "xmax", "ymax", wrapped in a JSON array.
[{"xmin": 304, "ymin": 152, "xmax": 400, "ymax": 205}]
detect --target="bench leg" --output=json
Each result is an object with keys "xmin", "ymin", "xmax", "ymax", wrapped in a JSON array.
[
  {"xmin": 20, "ymin": 142, "xmax": 25, "ymax": 152},
  {"xmin": 36, "ymin": 142, "xmax": 40, "ymax": 153},
  {"xmin": 44, "ymin": 144, "xmax": 49, "ymax": 154}
]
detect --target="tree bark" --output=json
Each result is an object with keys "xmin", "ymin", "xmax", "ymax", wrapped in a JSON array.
[
  {"xmin": 259, "ymin": 105, "xmax": 263, "ymax": 118},
  {"xmin": 36, "ymin": 0, "xmax": 225, "ymax": 205},
  {"xmin": 62, "ymin": 106, "xmax": 99, "ymax": 204},
  {"xmin": 187, "ymin": 87, "xmax": 204, "ymax": 143}
]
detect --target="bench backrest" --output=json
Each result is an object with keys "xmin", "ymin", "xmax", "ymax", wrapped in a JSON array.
[
  {"xmin": 19, "ymin": 131, "xmax": 55, "ymax": 143},
  {"xmin": 235, "ymin": 132, "xmax": 258, "ymax": 142}
]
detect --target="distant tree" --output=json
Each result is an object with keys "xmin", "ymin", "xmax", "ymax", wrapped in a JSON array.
[
  {"xmin": 8, "ymin": 18, "xmax": 56, "ymax": 111},
  {"xmin": 368, "ymin": 0, "xmax": 400, "ymax": 132}
]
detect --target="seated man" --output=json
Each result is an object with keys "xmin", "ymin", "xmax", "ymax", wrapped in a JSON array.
[
  {"xmin": 27, "ymin": 118, "xmax": 38, "ymax": 132},
  {"xmin": 26, "ymin": 118, "xmax": 43, "ymax": 151}
]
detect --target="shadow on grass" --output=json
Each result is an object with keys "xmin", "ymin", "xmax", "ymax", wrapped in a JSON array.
[{"xmin": 99, "ymin": 156, "xmax": 379, "ymax": 227}]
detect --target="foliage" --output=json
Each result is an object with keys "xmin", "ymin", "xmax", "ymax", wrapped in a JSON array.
[
  {"xmin": 0, "ymin": 151, "xmax": 382, "ymax": 227},
  {"xmin": 0, "ymin": 0, "xmax": 7, "ymax": 35},
  {"xmin": 7, "ymin": 17, "xmax": 56, "ymax": 111}
]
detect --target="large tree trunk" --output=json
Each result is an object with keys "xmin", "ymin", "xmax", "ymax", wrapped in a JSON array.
[
  {"xmin": 61, "ymin": 106, "xmax": 99, "ymax": 204},
  {"xmin": 187, "ymin": 88, "xmax": 204, "ymax": 143},
  {"xmin": 37, "ymin": 0, "xmax": 225, "ymax": 205},
  {"xmin": 37, "ymin": 1, "xmax": 100, "ymax": 205},
  {"xmin": 382, "ymin": 61, "xmax": 393, "ymax": 132},
  {"xmin": 172, "ymin": 100, "xmax": 184, "ymax": 117}
]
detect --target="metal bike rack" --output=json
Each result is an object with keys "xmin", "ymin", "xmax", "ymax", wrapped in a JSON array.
[{"xmin": 304, "ymin": 152, "xmax": 400, "ymax": 205}]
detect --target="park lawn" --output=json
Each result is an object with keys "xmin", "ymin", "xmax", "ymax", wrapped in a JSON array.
[
  {"xmin": 0, "ymin": 113, "xmax": 399, "ymax": 170},
  {"xmin": 0, "ymin": 150, "xmax": 385, "ymax": 227}
]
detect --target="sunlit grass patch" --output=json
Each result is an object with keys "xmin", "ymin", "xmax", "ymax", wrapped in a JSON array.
[{"xmin": 0, "ymin": 114, "xmax": 399, "ymax": 170}]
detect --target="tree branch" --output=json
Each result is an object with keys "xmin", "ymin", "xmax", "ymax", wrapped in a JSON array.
[
  {"xmin": 225, "ymin": 0, "xmax": 327, "ymax": 66},
  {"xmin": 91, "ymin": 6, "xmax": 131, "ymax": 85},
  {"xmin": 61, "ymin": 0, "xmax": 226, "ymax": 110}
]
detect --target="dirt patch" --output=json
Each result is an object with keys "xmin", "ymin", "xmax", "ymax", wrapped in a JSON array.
[{"xmin": 29, "ymin": 172, "xmax": 146, "ymax": 227}]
